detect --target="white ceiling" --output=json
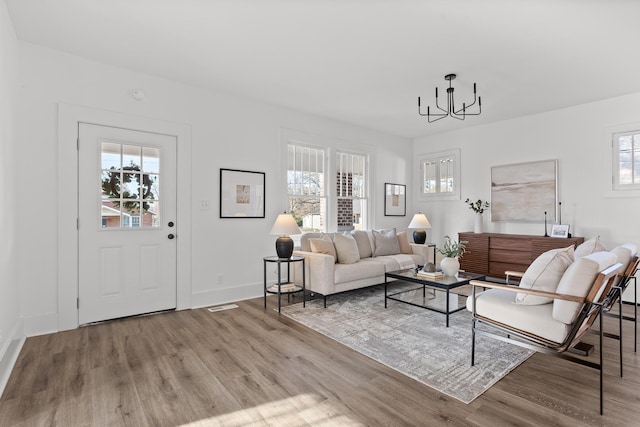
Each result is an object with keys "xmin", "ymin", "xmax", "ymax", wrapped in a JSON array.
[{"xmin": 5, "ymin": 0, "xmax": 640, "ymax": 139}]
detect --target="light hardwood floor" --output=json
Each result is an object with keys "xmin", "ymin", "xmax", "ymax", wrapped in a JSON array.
[{"xmin": 1, "ymin": 293, "xmax": 639, "ymax": 426}]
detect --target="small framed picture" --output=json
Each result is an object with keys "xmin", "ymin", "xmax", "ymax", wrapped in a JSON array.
[
  {"xmin": 220, "ymin": 168, "xmax": 265, "ymax": 218},
  {"xmin": 551, "ymin": 224, "xmax": 570, "ymax": 238},
  {"xmin": 384, "ymin": 183, "xmax": 406, "ymax": 216}
]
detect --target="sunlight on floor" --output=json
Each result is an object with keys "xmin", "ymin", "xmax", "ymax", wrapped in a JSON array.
[{"xmin": 179, "ymin": 393, "xmax": 364, "ymax": 426}]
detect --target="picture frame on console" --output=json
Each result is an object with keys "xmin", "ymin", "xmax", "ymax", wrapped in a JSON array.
[
  {"xmin": 551, "ymin": 224, "xmax": 570, "ymax": 238},
  {"xmin": 384, "ymin": 183, "xmax": 406, "ymax": 216},
  {"xmin": 490, "ymin": 159, "xmax": 558, "ymax": 223},
  {"xmin": 219, "ymin": 168, "xmax": 265, "ymax": 218}
]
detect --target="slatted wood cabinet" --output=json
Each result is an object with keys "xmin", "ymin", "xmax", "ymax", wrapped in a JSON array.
[{"xmin": 458, "ymin": 232, "xmax": 584, "ymax": 279}]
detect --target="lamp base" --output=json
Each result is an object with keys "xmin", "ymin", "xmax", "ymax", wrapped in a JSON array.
[
  {"xmin": 275, "ymin": 236, "xmax": 294, "ymax": 259},
  {"xmin": 413, "ymin": 229, "xmax": 426, "ymax": 245}
]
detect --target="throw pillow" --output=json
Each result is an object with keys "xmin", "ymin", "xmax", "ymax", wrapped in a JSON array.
[
  {"xmin": 397, "ymin": 231, "xmax": 413, "ymax": 254},
  {"xmin": 610, "ymin": 243, "xmax": 638, "ymax": 271},
  {"xmin": 574, "ymin": 236, "xmax": 607, "ymax": 258},
  {"xmin": 515, "ymin": 245, "xmax": 575, "ymax": 305},
  {"xmin": 309, "ymin": 238, "xmax": 336, "ymax": 261},
  {"xmin": 373, "ymin": 228, "xmax": 401, "ymax": 256},
  {"xmin": 351, "ymin": 230, "xmax": 373, "ymax": 259},
  {"xmin": 333, "ymin": 233, "xmax": 360, "ymax": 264},
  {"xmin": 552, "ymin": 251, "xmax": 617, "ymax": 324}
]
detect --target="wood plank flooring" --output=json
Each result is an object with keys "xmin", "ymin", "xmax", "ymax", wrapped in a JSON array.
[{"xmin": 1, "ymin": 293, "xmax": 640, "ymax": 426}]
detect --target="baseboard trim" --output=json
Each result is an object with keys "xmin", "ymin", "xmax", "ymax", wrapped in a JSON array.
[
  {"xmin": 0, "ymin": 319, "xmax": 25, "ymax": 398},
  {"xmin": 23, "ymin": 312, "xmax": 58, "ymax": 337},
  {"xmin": 191, "ymin": 282, "xmax": 262, "ymax": 310}
]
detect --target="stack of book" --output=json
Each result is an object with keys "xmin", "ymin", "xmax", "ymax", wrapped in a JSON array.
[{"xmin": 416, "ymin": 270, "xmax": 444, "ymax": 279}]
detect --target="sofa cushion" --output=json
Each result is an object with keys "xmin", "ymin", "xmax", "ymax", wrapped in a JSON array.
[
  {"xmin": 574, "ymin": 236, "xmax": 607, "ymax": 258},
  {"xmin": 373, "ymin": 229, "xmax": 400, "ymax": 256},
  {"xmin": 397, "ymin": 231, "xmax": 413, "ymax": 254},
  {"xmin": 515, "ymin": 245, "xmax": 574, "ymax": 305},
  {"xmin": 467, "ymin": 288, "xmax": 570, "ymax": 344},
  {"xmin": 552, "ymin": 251, "xmax": 617, "ymax": 324},
  {"xmin": 300, "ymin": 232, "xmax": 324, "ymax": 252},
  {"xmin": 334, "ymin": 233, "xmax": 360, "ymax": 264},
  {"xmin": 334, "ymin": 259, "xmax": 385, "ymax": 284},
  {"xmin": 351, "ymin": 230, "xmax": 373, "ymax": 259},
  {"xmin": 309, "ymin": 237, "xmax": 336, "ymax": 261}
]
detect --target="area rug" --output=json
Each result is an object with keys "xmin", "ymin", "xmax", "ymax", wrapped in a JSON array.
[{"xmin": 280, "ymin": 285, "xmax": 533, "ymax": 404}]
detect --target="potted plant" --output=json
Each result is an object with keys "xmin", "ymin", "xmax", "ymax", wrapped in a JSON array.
[
  {"xmin": 437, "ymin": 236, "xmax": 467, "ymax": 276},
  {"xmin": 465, "ymin": 198, "xmax": 490, "ymax": 233}
]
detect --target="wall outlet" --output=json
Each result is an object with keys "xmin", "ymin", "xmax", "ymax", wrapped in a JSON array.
[
  {"xmin": 199, "ymin": 200, "xmax": 210, "ymax": 210},
  {"xmin": 217, "ymin": 274, "xmax": 223, "ymax": 285}
]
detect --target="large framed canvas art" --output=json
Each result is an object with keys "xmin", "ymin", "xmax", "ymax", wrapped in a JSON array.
[{"xmin": 490, "ymin": 159, "xmax": 557, "ymax": 223}]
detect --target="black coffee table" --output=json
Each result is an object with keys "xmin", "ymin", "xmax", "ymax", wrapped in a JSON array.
[{"xmin": 385, "ymin": 269, "xmax": 486, "ymax": 327}]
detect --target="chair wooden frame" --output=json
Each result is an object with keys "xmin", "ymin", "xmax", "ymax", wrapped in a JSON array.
[{"xmin": 469, "ymin": 263, "xmax": 622, "ymax": 415}]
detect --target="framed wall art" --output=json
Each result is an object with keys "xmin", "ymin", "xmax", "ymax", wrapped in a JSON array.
[
  {"xmin": 220, "ymin": 168, "xmax": 265, "ymax": 218},
  {"xmin": 384, "ymin": 183, "xmax": 406, "ymax": 216},
  {"xmin": 490, "ymin": 159, "xmax": 557, "ymax": 223},
  {"xmin": 551, "ymin": 224, "xmax": 570, "ymax": 238}
]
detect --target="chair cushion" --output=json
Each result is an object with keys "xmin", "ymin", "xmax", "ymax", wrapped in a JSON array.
[
  {"xmin": 552, "ymin": 251, "xmax": 617, "ymax": 324},
  {"xmin": 334, "ymin": 259, "xmax": 384, "ymax": 284},
  {"xmin": 467, "ymin": 289, "xmax": 570, "ymax": 343},
  {"xmin": 574, "ymin": 236, "xmax": 607, "ymax": 258},
  {"xmin": 610, "ymin": 243, "xmax": 638, "ymax": 272},
  {"xmin": 515, "ymin": 245, "xmax": 574, "ymax": 305},
  {"xmin": 373, "ymin": 229, "xmax": 401, "ymax": 256},
  {"xmin": 333, "ymin": 233, "xmax": 360, "ymax": 264},
  {"xmin": 397, "ymin": 230, "xmax": 413, "ymax": 254},
  {"xmin": 351, "ymin": 230, "xmax": 373, "ymax": 259}
]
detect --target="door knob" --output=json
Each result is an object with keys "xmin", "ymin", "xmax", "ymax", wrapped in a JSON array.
[
  {"xmin": 168, "ymin": 234, "xmax": 175, "ymax": 239},
  {"xmin": 168, "ymin": 221, "xmax": 174, "ymax": 227}
]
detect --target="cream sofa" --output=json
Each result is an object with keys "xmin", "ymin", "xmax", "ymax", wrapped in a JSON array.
[{"xmin": 292, "ymin": 230, "xmax": 426, "ymax": 306}]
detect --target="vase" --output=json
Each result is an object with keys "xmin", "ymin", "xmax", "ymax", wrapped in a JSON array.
[
  {"xmin": 440, "ymin": 257, "xmax": 459, "ymax": 277},
  {"xmin": 474, "ymin": 213, "xmax": 483, "ymax": 234}
]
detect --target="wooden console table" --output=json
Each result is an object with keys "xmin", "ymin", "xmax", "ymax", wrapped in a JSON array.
[{"xmin": 458, "ymin": 232, "xmax": 584, "ymax": 279}]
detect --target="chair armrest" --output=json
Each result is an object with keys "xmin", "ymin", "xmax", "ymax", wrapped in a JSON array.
[
  {"xmin": 505, "ymin": 270, "xmax": 524, "ymax": 285},
  {"xmin": 469, "ymin": 280, "xmax": 586, "ymax": 303}
]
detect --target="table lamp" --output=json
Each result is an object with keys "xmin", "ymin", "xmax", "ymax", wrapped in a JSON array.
[
  {"xmin": 270, "ymin": 212, "xmax": 301, "ymax": 258},
  {"xmin": 408, "ymin": 212, "xmax": 432, "ymax": 245}
]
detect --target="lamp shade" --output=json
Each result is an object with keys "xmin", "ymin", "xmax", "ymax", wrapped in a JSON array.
[
  {"xmin": 408, "ymin": 213, "xmax": 431, "ymax": 245},
  {"xmin": 270, "ymin": 213, "xmax": 301, "ymax": 258},
  {"xmin": 408, "ymin": 213, "xmax": 432, "ymax": 229},
  {"xmin": 270, "ymin": 213, "xmax": 301, "ymax": 236}
]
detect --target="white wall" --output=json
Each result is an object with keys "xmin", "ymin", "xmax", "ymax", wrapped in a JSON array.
[
  {"xmin": 15, "ymin": 42, "xmax": 413, "ymax": 335},
  {"xmin": 0, "ymin": 0, "xmax": 23, "ymax": 393},
  {"xmin": 414, "ymin": 93, "xmax": 640, "ymax": 297}
]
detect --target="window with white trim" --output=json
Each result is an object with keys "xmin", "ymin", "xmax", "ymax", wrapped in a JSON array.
[
  {"xmin": 612, "ymin": 130, "xmax": 640, "ymax": 190},
  {"xmin": 287, "ymin": 144, "xmax": 326, "ymax": 232},
  {"xmin": 336, "ymin": 151, "xmax": 368, "ymax": 231},
  {"xmin": 419, "ymin": 149, "xmax": 460, "ymax": 200}
]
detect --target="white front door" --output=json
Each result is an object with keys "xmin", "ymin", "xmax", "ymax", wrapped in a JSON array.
[{"xmin": 78, "ymin": 123, "xmax": 177, "ymax": 324}]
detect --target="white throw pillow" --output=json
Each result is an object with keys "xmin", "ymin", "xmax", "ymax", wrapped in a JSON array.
[
  {"xmin": 373, "ymin": 229, "xmax": 400, "ymax": 256},
  {"xmin": 333, "ymin": 233, "xmax": 360, "ymax": 264},
  {"xmin": 552, "ymin": 251, "xmax": 617, "ymax": 324},
  {"xmin": 397, "ymin": 231, "xmax": 413, "ymax": 254},
  {"xmin": 351, "ymin": 230, "xmax": 373, "ymax": 259},
  {"xmin": 309, "ymin": 238, "xmax": 336, "ymax": 261},
  {"xmin": 610, "ymin": 243, "xmax": 638, "ymax": 272},
  {"xmin": 515, "ymin": 245, "xmax": 575, "ymax": 305},
  {"xmin": 574, "ymin": 236, "xmax": 607, "ymax": 258}
]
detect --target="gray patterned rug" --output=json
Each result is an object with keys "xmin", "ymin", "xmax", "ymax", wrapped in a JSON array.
[{"xmin": 280, "ymin": 284, "xmax": 533, "ymax": 404}]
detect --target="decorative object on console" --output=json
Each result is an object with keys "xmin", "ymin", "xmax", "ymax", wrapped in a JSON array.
[
  {"xmin": 437, "ymin": 236, "xmax": 467, "ymax": 276},
  {"xmin": 220, "ymin": 168, "xmax": 265, "ymax": 218},
  {"xmin": 417, "ymin": 73, "xmax": 482, "ymax": 123},
  {"xmin": 384, "ymin": 183, "xmax": 406, "ymax": 216},
  {"xmin": 544, "ymin": 211, "xmax": 549, "ymax": 237},
  {"xmin": 465, "ymin": 198, "xmax": 490, "ymax": 234},
  {"xmin": 408, "ymin": 212, "xmax": 432, "ymax": 244},
  {"xmin": 551, "ymin": 224, "xmax": 570, "ymax": 238},
  {"xmin": 270, "ymin": 212, "xmax": 301, "ymax": 258},
  {"xmin": 490, "ymin": 159, "xmax": 557, "ymax": 223}
]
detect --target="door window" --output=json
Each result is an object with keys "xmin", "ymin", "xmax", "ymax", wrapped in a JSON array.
[{"xmin": 100, "ymin": 142, "xmax": 161, "ymax": 228}]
